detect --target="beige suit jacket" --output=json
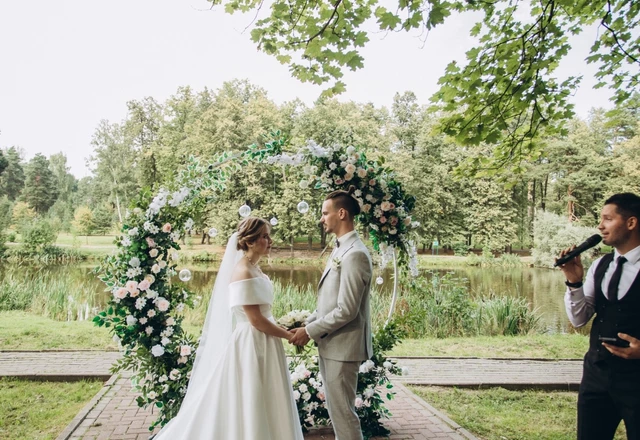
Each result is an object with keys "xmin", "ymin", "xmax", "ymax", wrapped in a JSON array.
[{"xmin": 306, "ymin": 232, "xmax": 373, "ymax": 362}]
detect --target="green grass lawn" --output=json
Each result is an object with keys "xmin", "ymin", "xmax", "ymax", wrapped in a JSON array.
[
  {"xmin": 0, "ymin": 378, "xmax": 102, "ymax": 440},
  {"xmin": 0, "ymin": 311, "xmax": 116, "ymax": 351},
  {"xmin": 411, "ymin": 386, "xmax": 627, "ymax": 440},
  {"xmin": 389, "ymin": 334, "xmax": 588, "ymax": 359}
]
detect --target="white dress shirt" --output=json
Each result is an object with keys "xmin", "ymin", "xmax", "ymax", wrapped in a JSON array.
[{"xmin": 565, "ymin": 244, "xmax": 640, "ymax": 328}]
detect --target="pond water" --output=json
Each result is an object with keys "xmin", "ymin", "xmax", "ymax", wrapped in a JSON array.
[{"xmin": 1, "ymin": 262, "xmax": 573, "ymax": 333}]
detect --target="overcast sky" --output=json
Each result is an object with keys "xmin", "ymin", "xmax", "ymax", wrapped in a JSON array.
[{"xmin": 0, "ymin": 0, "xmax": 613, "ymax": 178}]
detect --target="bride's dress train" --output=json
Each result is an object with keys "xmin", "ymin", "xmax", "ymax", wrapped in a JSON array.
[{"xmin": 153, "ymin": 276, "xmax": 303, "ymax": 439}]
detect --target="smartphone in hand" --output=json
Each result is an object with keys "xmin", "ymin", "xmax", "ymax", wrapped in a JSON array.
[{"xmin": 598, "ymin": 336, "xmax": 631, "ymax": 348}]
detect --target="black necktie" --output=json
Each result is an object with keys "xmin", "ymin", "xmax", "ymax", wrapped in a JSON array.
[
  {"xmin": 608, "ymin": 256, "xmax": 627, "ymax": 301},
  {"xmin": 335, "ymin": 239, "xmax": 340, "ymax": 248}
]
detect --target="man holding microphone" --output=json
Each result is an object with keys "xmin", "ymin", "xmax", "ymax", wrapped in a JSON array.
[{"xmin": 558, "ymin": 192, "xmax": 640, "ymax": 440}]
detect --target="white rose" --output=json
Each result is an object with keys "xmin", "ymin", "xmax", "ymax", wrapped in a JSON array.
[
  {"xmin": 383, "ymin": 361, "xmax": 393, "ymax": 370},
  {"xmin": 298, "ymin": 384, "xmax": 308, "ymax": 393},
  {"xmin": 180, "ymin": 345, "xmax": 192, "ymax": 356},
  {"xmin": 128, "ymin": 227, "xmax": 139, "ymax": 237},
  {"xmin": 158, "ymin": 260, "xmax": 167, "ymax": 269},
  {"xmin": 148, "ymin": 391, "xmax": 157, "ymax": 400},
  {"xmin": 359, "ymin": 360, "xmax": 375, "ymax": 374},
  {"xmin": 126, "ymin": 315, "xmax": 137, "ymax": 326},
  {"xmin": 149, "ymin": 249, "xmax": 159, "ymax": 258},
  {"xmin": 161, "ymin": 337, "xmax": 171, "ymax": 346},
  {"xmin": 302, "ymin": 392, "xmax": 311, "ymax": 401},
  {"xmin": 151, "ymin": 345, "xmax": 165, "ymax": 357},
  {"xmin": 293, "ymin": 390, "xmax": 300, "ymax": 400},
  {"xmin": 146, "ymin": 290, "xmax": 158, "ymax": 299},
  {"xmin": 152, "ymin": 264, "xmax": 161, "ymax": 274}
]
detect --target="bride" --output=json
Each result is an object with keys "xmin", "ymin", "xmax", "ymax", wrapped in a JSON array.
[{"xmin": 153, "ymin": 217, "xmax": 304, "ymax": 439}]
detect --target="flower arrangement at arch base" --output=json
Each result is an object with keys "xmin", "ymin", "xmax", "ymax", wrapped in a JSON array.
[{"xmin": 287, "ymin": 320, "xmax": 406, "ymax": 438}]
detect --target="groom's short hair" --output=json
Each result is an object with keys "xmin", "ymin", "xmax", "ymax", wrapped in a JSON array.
[{"xmin": 326, "ymin": 187, "xmax": 361, "ymax": 218}]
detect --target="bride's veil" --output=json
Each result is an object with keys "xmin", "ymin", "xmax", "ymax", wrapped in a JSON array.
[{"xmin": 182, "ymin": 232, "xmax": 241, "ymax": 400}]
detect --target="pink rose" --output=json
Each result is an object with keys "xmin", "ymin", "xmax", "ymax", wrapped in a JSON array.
[
  {"xmin": 404, "ymin": 217, "xmax": 412, "ymax": 226},
  {"xmin": 146, "ymin": 237, "xmax": 156, "ymax": 248},
  {"xmin": 125, "ymin": 281, "xmax": 138, "ymax": 293},
  {"xmin": 355, "ymin": 397, "xmax": 363, "ymax": 408},
  {"xmin": 156, "ymin": 297, "xmax": 170, "ymax": 312},
  {"xmin": 379, "ymin": 216, "xmax": 387, "ymax": 224},
  {"xmin": 138, "ymin": 280, "xmax": 151, "ymax": 291},
  {"xmin": 369, "ymin": 179, "xmax": 376, "ymax": 186},
  {"xmin": 129, "ymin": 289, "xmax": 140, "ymax": 298},
  {"xmin": 357, "ymin": 168, "xmax": 367, "ymax": 178},
  {"xmin": 390, "ymin": 216, "xmax": 398, "ymax": 226},
  {"xmin": 114, "ymin": 288, "xmax": 128, "ymax": 299},
  {"xmin": 180, "ymin": 345, "xmax": 192, "ymax": 356},
  {"xmin": 162, "ymin": 223, "xmax": 172, "ymax": 233},
  {"xmin": 317, "ymin": 392, "xmax": 325, "ymax": 401},
  {"xmin": 344, "ymin": 173, "xmax": 354, "ymax": 181},
  {"xmin": 335, "ymin": 178, "xmax": 344, "ymax": 185}
]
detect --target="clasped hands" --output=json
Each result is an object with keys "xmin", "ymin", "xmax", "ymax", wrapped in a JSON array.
[{"xmin": 288, "ymin": 327, "xmax": 310, "ymax": 347}]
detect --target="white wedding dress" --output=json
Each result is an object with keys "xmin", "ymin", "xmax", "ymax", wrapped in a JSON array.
[{"xmin": 154, "ymin": 273, "xmax": 304, "ymax": 439}]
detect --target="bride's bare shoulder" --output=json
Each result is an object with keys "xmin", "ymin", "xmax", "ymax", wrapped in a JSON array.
[{"xmin": 230, "ymin": 260, "xmax": 253, "ymax": 283}]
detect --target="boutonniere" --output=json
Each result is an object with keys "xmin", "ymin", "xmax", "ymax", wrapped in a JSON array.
[{"xmin": 331, "ymin": 256, "xmax": 342, "ymax": 271}]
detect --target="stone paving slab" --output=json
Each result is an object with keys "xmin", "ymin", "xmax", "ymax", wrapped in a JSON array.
[
  {"xmin": 1, "ymin": 351, "xmax": 584, "ymax": 390},
  {"xmin": 0, "ymin": 351, "xmax": 120, "ymax": 381},
  {"xmin": 56, "ymin": 374, "xmax": 476, "ymax": 440},
  {"xmin": 397, "ymin": 357, "xmax": 583, "ymax": 390}
]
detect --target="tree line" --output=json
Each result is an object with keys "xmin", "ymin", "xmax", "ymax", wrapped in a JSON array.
[{"xmin": 1, "ymin": 79, "xmax": 638, "ymax": 253}]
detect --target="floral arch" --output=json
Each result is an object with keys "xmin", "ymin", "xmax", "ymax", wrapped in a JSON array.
[{"xmin": 94, "ymin": 136, "xmax": 418, "ymax": 437}]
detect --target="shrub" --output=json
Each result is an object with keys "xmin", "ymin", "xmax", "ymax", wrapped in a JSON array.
[
  {"xmin": 532, "ymin": 210, "xmax": 599, "ymax": 268},
  {"xmin": 452, "ymin": 241, "xmax": 470, "ymax": 256},
  {"xmin": 20, "ymin": 219, "xmax": 58, "ymax": 253},
  {"xmin": 11, "ymin": 202, "xmax": 37, "ymax": 234}
]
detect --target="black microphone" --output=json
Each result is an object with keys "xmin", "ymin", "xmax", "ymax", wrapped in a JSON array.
[{"xmin": 554, "ymin": 234, "xmax": 602, "ymax": 267}]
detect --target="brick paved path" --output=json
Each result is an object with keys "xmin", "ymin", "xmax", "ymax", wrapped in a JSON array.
[{"xmin": 56, "ymin": 373, "xmax": 476, "ymax": 440}]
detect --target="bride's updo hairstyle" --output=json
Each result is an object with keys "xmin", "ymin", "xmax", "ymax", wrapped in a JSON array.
[{"xmin": 236, "ymin": 217, "xmax": 270, "ymax": 251}]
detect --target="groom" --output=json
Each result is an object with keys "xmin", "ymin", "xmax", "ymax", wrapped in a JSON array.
[{"xmin": 290, "ymin": 188, "xmax": 373, "ymax": 440}]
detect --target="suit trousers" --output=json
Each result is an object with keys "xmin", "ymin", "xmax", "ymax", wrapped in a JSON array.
[
  {"xmin": 577, "ymin": 357, "xmax": 640, "ymax": 440},
  {"xmin": 319, "ymin": 357, "xmax": 363, "ymax": 440}
]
